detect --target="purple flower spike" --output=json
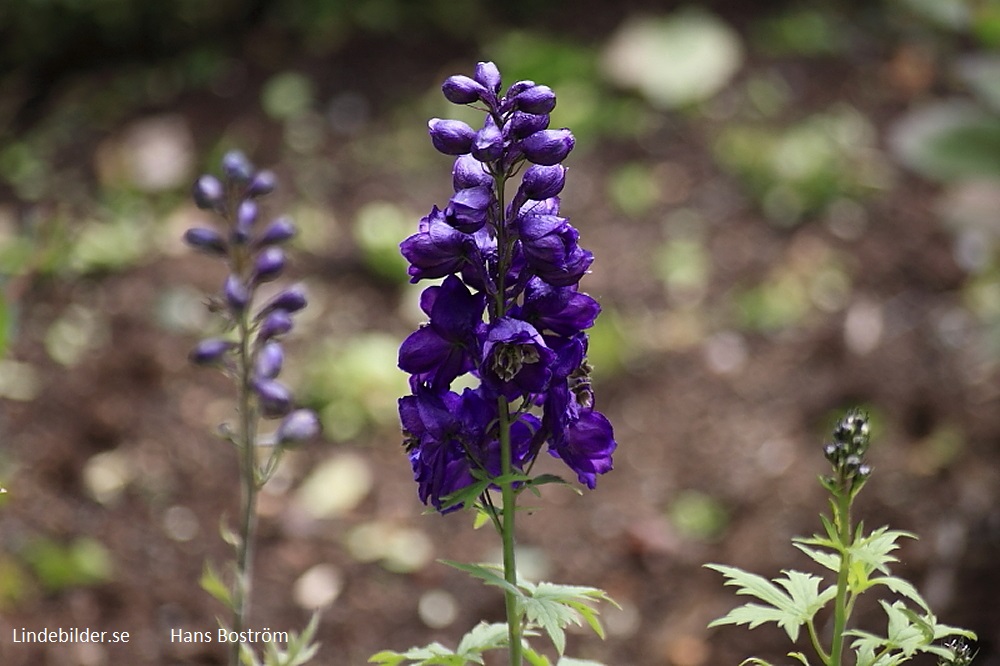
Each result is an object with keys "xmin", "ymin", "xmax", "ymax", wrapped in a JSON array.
[
  {"xmin": 184, "ymin": 227, "xmax": 227, "ymax": 255},
  {"xmin": 253, "ymin": 247, "xmax": 285, "ymax": 284},
  {"xmin": 253, "ymin": 379, "xmax": 293, "ymax": 418},
  {"xmin": 442, "ymin": 75, "xmax": 485, "ymax": 105},
  {"xmin": 276, "ymin": 409, "xmax": 320, "ymax": 444},
  {"xmin": 428, "ymin": 118, "xmax": 476, "ymax": 155},
  {"xmin": 520, "ymin": 129, "xmax": 575, "ymax": 166},
  {"xmin": 398, "ymin": 61, "xmax": 615, "ymax": 508},
  {"xmin": 192, "ymin": 175, "xmax": 224, "ymax": 210},
  {"xmin": 256, "ymin": 217, "xmax": 297, "ymax": 246},
  {"xmin": 222, "ymin": 150, "xmax": 253, "ymax": 183},
  {"xmin": 190, "ymin": 338, "xmax": 236, "ymax": 366}
]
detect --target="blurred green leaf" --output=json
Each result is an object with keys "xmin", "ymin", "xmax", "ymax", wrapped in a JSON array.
[
  {"xmin": 262, "ymin": 72, "xmax": 315, "ymax": 120},
  {"xmin": 890, "ymin": 100, "xmax": 1000, "ymax": 182},
  {"xmin": 668, "ymin": 490, "xmax": 728, "ymax": 541},
  {"xmin": 607, "ymin": 163, "xmax": 659, "ymax": 217},
  {"xmin": 353, "ymin": 201, "xmax": 412, "ymax": 282},
  {"xmin": 23, "ymin": 537, "xmax": 114, "ymax": 592},
  {"xmin": 602, "ymin": 9, "xmax": 743, "ymax": 109}
]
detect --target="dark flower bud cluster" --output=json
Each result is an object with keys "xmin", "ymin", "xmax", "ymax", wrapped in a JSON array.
[
  {"xmin": 185, "ymin": 151, "xmax": 319, "ymax": 446},
  {"xmin": 399, "ymin": 62, "xmax": 616, "ymax": 511},
  {"xmin": 823, "ymin": 408, "xmax": 871, "ymax": 492},
  {"xmin": 938, "ymin": 639, "xmax": 977, "ymax": 666}
]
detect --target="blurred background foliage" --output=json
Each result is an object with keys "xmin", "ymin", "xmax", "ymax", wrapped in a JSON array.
[{"xmin": 2, "ymin": 0, "xmax": 1000, "ymax": 663}]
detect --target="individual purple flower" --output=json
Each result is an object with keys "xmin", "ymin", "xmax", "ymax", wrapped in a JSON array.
[
  {"xmin": 255, "ymin": 217, "xmax": 297, "ymax": 246},
  {"xmin": 480, "ymin": 317, "xmax": 555, "ymax": 398},
  {"xmin": 253, "ymin": 247, "xmax": 285, "ymax": 283},
  {"xmin": 472, "ymin": 116, "xmax": 504, "ymax": 162},
  {"xmin": 511, "ymin": 85, "xmax": 556, "ymax": 115},
  {"xmin": 452, "ymin": 154, "xmax": 492, "ymax": 190},
  {"xmin": 400, "ymin": 206, "xmax": 481, "ymax": 282},
  {"xmin": 256, "ymin": 285, "xmax": 308, "ymax": 319},
  {"xmin": 258, "ymin": 310, "xmax": 294, "ymax": 340},
  {"xmin": 518, "ymin": 164, "xmax": 566, "ymax": 201},
  {"xmin": 549, "ymin": 410, "xmax": 616, "ymax": 489},
  {"xmin": 517, "ymin": 212, "xmax": 594, "ymax": 287},
  {"xmin": 398, "ymin": 275, "xmax": 485, "ymax": 391},
  {"xmin": 192, "ymin": 175, "xmax": 224, "ymax": 210},
  {"xmin": 516, "ymin": 278, "xmax": 600, "ymax": 337}
]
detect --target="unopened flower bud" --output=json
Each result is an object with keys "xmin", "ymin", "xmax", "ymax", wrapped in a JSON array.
[
  {"xmin": 452, "ymin": 154, "xmax": 491, "ymax": 190},
  {"xmin": 520, "ymin": 129, "xmax": 575, "ymax": 166},
  {"xmin": 256, "ymin": 217, "xmax": 297, "ymax": 246},
  {"xmin": 472, "ymin": 116, "xmax": 504, "ymax": 162},
  {"xmin": 442, "ymin": 75, "xmax": 485, "ymax": 104},
  {"xmin": 253, "ymin": 379, "xmax": 292, "ymax": 418},
  {"xmin": 257, "ymin": 285, "xmax": 308, "ymax": 319},
  {"xmin": 428, "ymin": 118, "xmax": 476, "ymax": 155},
  {"xmin": 192, "ymin": 175, "xmax": 224, "ymax": 210},
  {"xmin": 513, "ymin": 85, "xmax": 556, "ymax": 114},
  {"xmin": 183, "ymin": 227, "xmax": 227, "ymax": 255},
  {"xmin": 253, "ymin": 247, "xmax": 285, "ymax": 283},
  {"xmin": 507, "ymin": 111, "xmax": 549, "ymax": 140},
  {"xmin": 259, "ymin": 310, "xmax": 294, "ymax": 340},
  {"xmin": 255, "ymin": 340, "xmax": 284, "ymax": 379},
  {"xmin": 224, "ymin": 274, "xmax": 250, "ymax": 313},
  {"xmin": 474, "ymin": 61, "xmax": 501, "ymax": 93},
  {"xmin": 276, "ymin": 409, "xmax": 320, "ymax": 444},
  {"xmin": 190, "ymin": 338, "xmax": 236, "ymax": 366},
  {"xmin": 519, "ymin": 164, "xmax": 566, "ymax": 200},
  {"xmin": 248, "ymin": 170, "xmax": 277, "ymax": 197},
  {"xmin": 222, "ymin": 150, "xmax": 253, "ymax": 183}
]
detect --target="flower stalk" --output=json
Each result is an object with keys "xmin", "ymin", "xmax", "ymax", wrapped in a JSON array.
[{"xmin": 185, "ymin": 151, "xmax": 320, "ymax": 666}]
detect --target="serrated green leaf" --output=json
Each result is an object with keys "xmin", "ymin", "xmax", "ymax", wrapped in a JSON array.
[
  {"xmin": 522, "ymin": 595, "xmax": 576, "ymax": 654},
  {"xmin": 791, "ymin": 540, "xmax": 840, "ymax": 572},
  {"xmin": 367, "ymin": 643, "xmax": 464, "ymax": 665},
  {"xmin": 787, "ymin": 652, "xmax": 811, "ymax": 666},
  {"xmin": 455, "ymin": 622, "xmax": 508, "ymax": 657},
  {"xmin": 705, "ymin": 565, "xmax": 832, "ymax": 642},
  {"xmin": 868, "ymin": 575, "xmax": 930, "ymax": 612},
  {"xmin": 200, "ymin": 561, "xmax": 233, "ymax": 609},
  {"xmin": 441, "ymin": 560, "xmax": 522, "ymax": 597}
]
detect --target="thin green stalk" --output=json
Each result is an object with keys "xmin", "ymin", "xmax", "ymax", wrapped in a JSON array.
[
  {"xmin": 498, "ymin": 395, "xmax": 523, "ymax": 665},
  {"xmin": 828, "ymin": 488, "xmax": 853, "ymax": 666},
  {"xmin": 232, "ymin": 309, "xmax": 260, "ymax": 666}
]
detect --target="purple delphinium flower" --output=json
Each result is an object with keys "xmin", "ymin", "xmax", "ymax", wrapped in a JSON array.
[
  {"xmin": 398, "ymin": 62, "xmax": 616, "ymax": 511},
  {"xmin": 184, "ymin": 150, "xmax": 319, "ymax": 438}
]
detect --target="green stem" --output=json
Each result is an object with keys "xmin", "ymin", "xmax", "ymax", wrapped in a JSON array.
[
  {"xmin": 231, "ymin": 309, "xmax": 259, "ymax": 666},
  {"xmin": 498, "ymin": 395, "xmax": 523, "ymax": 665},
  {"xmin": 828, "ymin": 488, "xmax": 853, "ymax": 666}
]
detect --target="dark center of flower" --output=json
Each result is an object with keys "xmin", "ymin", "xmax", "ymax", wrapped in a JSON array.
[
  {"xmin": 568, "ymin": 360, "xmax": 594, "ymax": 409},
  {"xmin": 493, "ymin": 343, "xmax": 540, "ymax": 382}
]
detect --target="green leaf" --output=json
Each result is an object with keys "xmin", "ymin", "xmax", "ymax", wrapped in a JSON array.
[
  {"xmin": 520, "ymin": 582, "xmax": 617, "ymax": 655},
  {"xmin": 704, "ymin": 565, "xmax": 834, "ymax": 642},
  {"xmin": 438, "ymin": 478, "xmax": 492, "ymax": 513},
  {"xmin": 440, "ymin": 561, "xmax": 522, "ymax": 597},
  {"xmin": 455, "ymin": 622, "xmax": 508, "ymax": 657},
  {"xmin": 556, "ymin": 658, "xmax": 607, "ymax": 665},
  {"xmin": 367, "ymin": 644, "xmax": 464, "ymax": 665},
  {"xmin": 791, "ymin": 540, "xmax": 840, "ymax": 572},
  {"xmin": 200, "ymin": 561, "xmax": 233, "ymax": 609}
]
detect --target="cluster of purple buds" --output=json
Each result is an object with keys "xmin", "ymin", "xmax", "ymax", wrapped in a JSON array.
[
  {"xmin": 185, "ymin": 150, "xmax": 319, "ymax": 446},
  {"xmin": 823, "ymin": 409, "xmax": 871, "ymax": 490},
  {"xmin": 398, "ymin": 62, "xmax": 616, "ymax": 511}
]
